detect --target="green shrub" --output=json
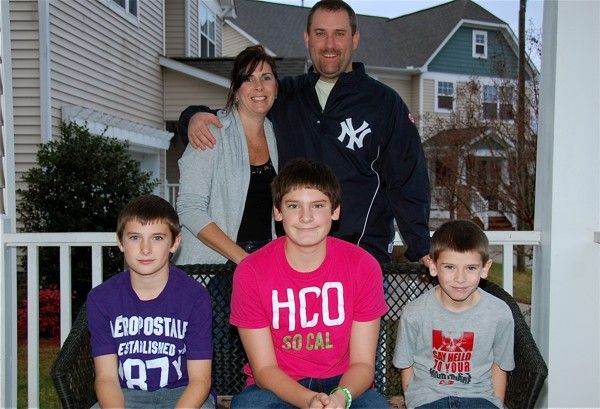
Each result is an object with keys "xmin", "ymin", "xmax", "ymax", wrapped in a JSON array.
[{"xmin": 17, "ymin": 121, "xmax": 158, "ymax": 311}]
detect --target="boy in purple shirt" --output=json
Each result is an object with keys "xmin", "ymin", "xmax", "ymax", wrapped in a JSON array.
[{"xmin": 87, "ymin": 195, "xmax": 214, "ymax": 408}]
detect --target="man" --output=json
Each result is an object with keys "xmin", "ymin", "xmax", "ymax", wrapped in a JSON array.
[{"xmin": 179, "ymin": 0, "xmax": 431, "ymax": 265}]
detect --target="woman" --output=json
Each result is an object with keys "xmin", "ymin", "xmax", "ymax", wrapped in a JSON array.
[{"xmin": 174, "ymin": 45, "xmax": 278, "ymax": 265}]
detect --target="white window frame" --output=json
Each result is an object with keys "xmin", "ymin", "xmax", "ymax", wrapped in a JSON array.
[
  {"xmin": 435, "ymin": 80, "xmax": 455, "ymax": 112},
  {"xmin": 199, "ymin": 1, "xmax": 216, "ymax": 57},
  {"xmin": 482, "ymin": 84, "xmax": 514, "ymax": 121},
  {"xmin": 102, "ymin": 0, "xmax": 139, "ymax": 25},
  {"xmin": 472, "ymin": 30, "xmax": 488, "ymax": 59}
]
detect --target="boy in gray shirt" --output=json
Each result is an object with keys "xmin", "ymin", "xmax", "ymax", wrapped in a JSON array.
[{"xmin": 393, "ymin": 220, "xmax": 514, "ymax": 408}]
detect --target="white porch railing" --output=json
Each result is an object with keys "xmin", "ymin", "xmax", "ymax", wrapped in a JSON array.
[
  {"xmin": 2, "ymin": 230, "xmax": 541, "ymax": 408},
  {"xmin": 167, "ymin": 183, "xmax": 179, "ymax": 209}
]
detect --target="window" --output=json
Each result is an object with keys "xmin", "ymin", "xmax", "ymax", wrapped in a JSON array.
[
  {"xmin": 111, "ymin": 0, "xmax": 137, "ymax": 17},
  {"xmin": 472, "ymin": 30, "xmax": 487, "ymax": 59},
  {"xmin": 483, "ymin": 85, "xmax": 514, "ymax": 120},
  {"xmin": 200, "ymin": 2, "xmax": 216, "ymax": 57},
  {"xmin": 483, "ymin": 85, "xmax": 497, "ymax": 119},
  {"xmin": 498, "ymin": 86, "xmax": 514, "ymax": 120},
  {"xmin": 437, "ymin": 81, "xmax": 454, "ymax": 111}
]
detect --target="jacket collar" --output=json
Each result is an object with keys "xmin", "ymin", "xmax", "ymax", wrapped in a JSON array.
[{"xmin": 307, "ymin": 62, "xmax": 366, "ymax": 87}]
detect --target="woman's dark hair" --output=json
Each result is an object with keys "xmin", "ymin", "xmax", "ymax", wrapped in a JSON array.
[{"xmin": 225, "ymin": 45, "xmax": 278, "ymax": 112}]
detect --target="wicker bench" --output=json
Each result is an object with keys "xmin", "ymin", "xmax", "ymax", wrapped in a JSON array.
[{"xmin": 51, "ymin": 263, "xmax": 547, "ymax": 409}]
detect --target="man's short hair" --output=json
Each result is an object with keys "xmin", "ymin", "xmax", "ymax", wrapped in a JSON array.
[
  {"xmin": 116, "ymin": 195, "xmax": 181, "ymax": 242},
  {"xmin": 430, "ymin": 220, "xmax": 490, "ymax": 264},
  {"xmin": 271, "ymin": 159, "xmax": 341, "ymax": 211},
  {"xmin": 306, "ymin": 0, "xmax": 357, "ymax": 35}
]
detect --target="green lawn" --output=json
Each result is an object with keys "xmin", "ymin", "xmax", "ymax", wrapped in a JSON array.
[
  {"xmin": 18, "ymin": 340, "xmax": 61, "ymax": 409},
  {"xmin": 487, "ymin": 263, "xmax": 532, "ymax": 304}
]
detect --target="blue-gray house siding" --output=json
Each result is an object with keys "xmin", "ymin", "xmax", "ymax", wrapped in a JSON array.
[{"xmin": 428, "ymin": 27, "xmax": 518, "ymax": 78}]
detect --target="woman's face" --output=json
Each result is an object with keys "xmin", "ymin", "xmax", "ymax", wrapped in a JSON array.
[{"xmin": 236, "ymin": 61, "xmax": 277, "ymax": 118}]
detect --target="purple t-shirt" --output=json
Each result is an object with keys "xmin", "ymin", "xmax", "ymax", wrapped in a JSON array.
[{"xmin": 87, "ymin": 265, "xmax": 213, "ymax": 391}]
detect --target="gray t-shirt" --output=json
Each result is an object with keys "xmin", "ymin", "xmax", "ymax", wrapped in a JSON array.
[{"xmin": 393, "ymin": 287, "xmax": 514, "ymax": 408}]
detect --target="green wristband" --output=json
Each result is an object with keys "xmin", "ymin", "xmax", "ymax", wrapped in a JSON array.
[{"xmin": 330, "ymin": 386, "xmax": 352, "ymax": 409}]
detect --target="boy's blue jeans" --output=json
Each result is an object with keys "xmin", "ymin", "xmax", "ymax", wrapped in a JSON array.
[
  {"xmin": 417, "ymin": 396, "xmax": 498, "ymax": 409},
  {"xmin": 231, "ymin": 375, "xmax": 388, "ymax": 408},
  {"xmin": 91, "ymin": 386, "xmax": 215, "ymax": 409}
]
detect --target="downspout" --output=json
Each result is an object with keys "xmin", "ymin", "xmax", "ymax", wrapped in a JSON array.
[
  {"xmin": 38, "ymin": 0, "xmax": 51, "ymax": 143},
  {"xmin": 419, "ymin": 73, "xmax": 424, "ymax": 136},
  {"xmin": 1, "ymin": 2, "xmax": 18, "ymax": 407}
]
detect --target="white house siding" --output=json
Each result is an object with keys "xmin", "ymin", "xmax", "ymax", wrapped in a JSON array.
[
  {"xmin": 189, "ymin": 0, "xmax": 199, "ymax": 56},
  {"xmin": 215, "ymin": 10, "xmax": 222, "ymax": 56},
  {"xmin": 163, "ymin": 68, "xmax": 228, "ymax": 184},
  {"xmin": 222, "ymin": 24, "xmax": 254, "ymax": 57},
  {"xmin": 165, "ymin": 0, "xmax": 185, "ymax": 57},
  {"xmin": 422, "ymin": 79, "xmax": 435, "ymax": 116},
  {"xmin": 163, "ymin": 68, "xmax": 228, "ymax": 121},
  {"xmin": 376, "ymin": 74, "xmax": 413, "ymax": 111},
  {"xmin": 9, "ymin": 0, "xmax": 41, "ymax": 189},
  {"xmin": 49, "ymin": 0, "xmax": 165, "ymax": 133}
]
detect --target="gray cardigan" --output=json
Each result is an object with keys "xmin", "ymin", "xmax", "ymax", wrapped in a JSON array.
[{"xmin": 173, "ymin": 109, "xmax": 278, "ymax": 265}]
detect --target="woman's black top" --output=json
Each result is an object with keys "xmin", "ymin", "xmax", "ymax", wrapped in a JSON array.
[{"xmin": 236, "ymin": 159, "xmax": 276, "ymax": 243}]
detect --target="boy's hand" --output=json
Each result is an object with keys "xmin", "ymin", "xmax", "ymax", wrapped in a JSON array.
[
  {"xmin": 308, "ymin": 392, "xmax": 329, "ymax": 408},
  {"xmin": 323, "ymin": 390, "xmax": 347, "ymax": 409},
  {"xmin": 188, "ymin": 112, "xmax": 222, "ymax": 150}
]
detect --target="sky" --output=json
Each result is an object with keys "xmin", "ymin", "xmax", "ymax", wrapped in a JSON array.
[{"xmin": 262, "ymin": 0, "xmax": 545, "ymax": 36}]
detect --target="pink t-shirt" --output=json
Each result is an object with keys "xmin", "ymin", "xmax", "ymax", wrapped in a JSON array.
[{"xmin": 230, "ymin": 236, "xmax": 388, "ymax": 384}]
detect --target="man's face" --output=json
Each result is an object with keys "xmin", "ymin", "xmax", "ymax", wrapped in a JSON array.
[{"xmin": 304, "ymin": 8, "xmax": 360, "ymax": 83}]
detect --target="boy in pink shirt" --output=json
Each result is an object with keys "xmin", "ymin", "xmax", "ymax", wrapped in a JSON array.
[{"xmin": 230, "ymin": 159, "xmax": 388, "ymax": 408}]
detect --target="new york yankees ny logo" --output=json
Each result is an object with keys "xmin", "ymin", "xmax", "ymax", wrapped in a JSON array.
[{"xmin": 337, "ymin": 118, "xmax": 372, "ymax": 150}]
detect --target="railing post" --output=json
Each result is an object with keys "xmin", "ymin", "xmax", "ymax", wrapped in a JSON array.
[
  {"xmin": 0, "ymin": 221, "xmax": 18, "ymax": 409},
  {"xmin": 91, "ymin": 245, "xmax": 104, "ymax": 288},
  {"xmin": 60, "ymin": 245, "xmax": 72, "ymax": 345},
  {"xmin": 27, "ymin": 245, "xmax": 40, "ymax": 409}
]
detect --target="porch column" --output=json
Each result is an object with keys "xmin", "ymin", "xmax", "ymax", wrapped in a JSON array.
[{"xmin": 533, "ymin": 1, "xmax": 600, "ymax": 407}]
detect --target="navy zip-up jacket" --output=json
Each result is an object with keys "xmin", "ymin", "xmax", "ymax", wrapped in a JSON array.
[{"xmin": 179, "ymin": 63, "xmax": 431, "ymax": 262}]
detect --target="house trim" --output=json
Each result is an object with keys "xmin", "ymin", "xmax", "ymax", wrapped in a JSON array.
[
  {"xmin": 0, "ymin": 4, "xmax": 18, "ymax": 407},
  {"xmin": 364, "ymin": 65, "xmax": 419, "ymax": 77},
  {"xmin": 419, "ymin": 75, "xmax": 424, "ymax": 136},
  {"xmin": 224, "ymin": 19, "xmax": 277, "ymax": 56},
  {"xmin": 1, "ymin": 0, "xmax": 16, "ymax": 222},
  {"xmin": 162, "ymin": 0, "xmax": 166, "ymax": 56},
  {"xmin": 38, "ymin": 0, "xmax": 51, "ymax": 143},
  {"xmin": 61, "ymin": 106, "xmax": 172, "ymax": 150},
  {"xmin": 159, "ymin": 56, "xmax": 230, "ymax": 88},
  {"xmin": 185, "ymin": 0, "xmax": 190, "ymax": 56}
]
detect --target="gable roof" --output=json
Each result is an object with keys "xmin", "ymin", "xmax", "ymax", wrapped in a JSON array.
[
  {"xmin": 230, "ymin": 0, "xmax": 509, "ymax": 69},
  {"xmin": 424, "ymin": 126, "xmax": 509, "ymax": 151}
]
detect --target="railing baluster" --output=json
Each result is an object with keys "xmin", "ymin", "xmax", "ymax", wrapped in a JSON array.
[
  {"xmin": 59, "ymin": 246, "xmax": 72, "ymax": 345},
  {"xmin": 26, "ymin": 245, "xmax": 39, "ymax": 409},
  {"xmin": 503, "ymin": 244, "xmax": 514, "ymax": 295},
  {"xmin": 92, "ymin": 245, "xmax": 103, "ymax": 288}
]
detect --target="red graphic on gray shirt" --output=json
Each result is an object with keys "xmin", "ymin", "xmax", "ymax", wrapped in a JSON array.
[{"xmin": 429, "ymin": 330, "xmax": 473, "ymax": 385}]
